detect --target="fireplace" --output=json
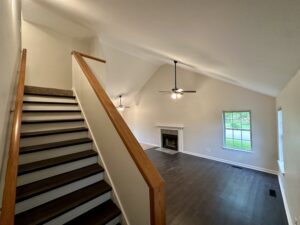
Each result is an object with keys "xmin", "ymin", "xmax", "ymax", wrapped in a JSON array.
[{"xmin": 161, "ymin": 129, "xmax": 178, "ymax": 151}]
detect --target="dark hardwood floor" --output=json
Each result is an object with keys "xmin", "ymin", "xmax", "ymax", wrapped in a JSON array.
[{"xmin": 146, "ymin": 149, "xmax": 288, "ymax": 225}]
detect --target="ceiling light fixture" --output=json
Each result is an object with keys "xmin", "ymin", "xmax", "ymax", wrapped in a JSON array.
[{"xmin": 116, "ymin": 95, "xmax": 130, "ymax": 111}]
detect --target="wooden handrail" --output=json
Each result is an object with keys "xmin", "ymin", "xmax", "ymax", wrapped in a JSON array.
[
  {"xmin": 0, "ymin": 49, "xmax": 27, "ymax": 225},
  {"xmin": 71, "ymin": 51, "xmax": 106, "ymax": 63},
  {"xmin": 72, "ymin": 51, "xmax": 165, "ymax": 225}
]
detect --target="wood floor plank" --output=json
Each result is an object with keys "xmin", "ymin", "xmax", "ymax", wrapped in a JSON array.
[{"xmin": 146, "ymin": 150, "xmax": 288, "ymax": 225}]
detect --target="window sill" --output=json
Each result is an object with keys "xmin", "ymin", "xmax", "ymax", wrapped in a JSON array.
[{"xmin": 222, "ymin": 146, "xmax": 252, "ymax": 153}]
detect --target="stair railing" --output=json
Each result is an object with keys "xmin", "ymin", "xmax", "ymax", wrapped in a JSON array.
[
  {"xmin": 0, "ymin": 49, "xmax": 27, "ymax": 225},
  {"xmin": 72, "ymin": 51, "xmax": 165, "ymax": 225}
]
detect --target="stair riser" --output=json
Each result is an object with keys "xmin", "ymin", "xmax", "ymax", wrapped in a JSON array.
[
  {"xmin": 22, "ymin": 112, "xmax": 83, "ymax": 121},
  {"xmin": 23, "ymin": 104, "xmax": 80, "ymax": 111},
  {"xmin": 19, "ymin": 143, "xmax": 93, "ymax": 165},
  {"xmin": 20, "ymin": 132, "xmax": 89, "ymax": 147},
  {"xmin": 17, "ymin": 157, "xmax": 98, "ymax": 186},
  {"xmin": 24, "ymin": 96, "xmax": 77, "ymax": 103},
  {"xmin": 21, "ymin": 121, "xmax": 86, "ymax": 132},
  {"xmin": 44, "ymin": 192, "xmax": 111, "ymax": 225},
  {"xmin": 16, "ymin": 173, "xmax": 104, "ymax": 214}
]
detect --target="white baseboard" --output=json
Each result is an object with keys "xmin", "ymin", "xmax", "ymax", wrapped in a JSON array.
[
  {"xmin": 182, "ymin": 150, "xmax": 279, "ymax": 175},
  {"xmin": 278, "ymin": 176, "xmax": 293, "ymax": 225},
  {"xmin": 139, "ymin": 141, "xmax": 158, "ymax": 150}
]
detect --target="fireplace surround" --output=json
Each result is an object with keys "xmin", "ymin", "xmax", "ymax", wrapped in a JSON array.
[{"xmin": 156, "ymin": 124, "xmax": 184, "ymax": 152}]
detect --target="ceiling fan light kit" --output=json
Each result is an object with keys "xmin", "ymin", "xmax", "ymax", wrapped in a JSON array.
[
  {"xmin": 159, "ymin": 60, "xmax": 196, "ymax": 100},
  {"xmin": 117, "ymin": 106, "xmax": 125, "ymax": 111},
  {"xmin": 171, "ymin": 92, "xmax": 183, "ymax": 99}
]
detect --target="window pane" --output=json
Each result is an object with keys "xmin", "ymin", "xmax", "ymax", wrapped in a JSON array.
[
  {"xmin": 241, "ymin": 140, "xmax": 251, "ymax": 151},
  {"xmin": 241, "ymin": 112, "xmax": 249, "ymax": 119},
  {"xmin": 232, "ymin": 120, "xmax": 241, "ymax": 129},
  {"xmin": 242, "ymin": 123, "xmax": 250, "ymax": 130},
  {"xmin": 225, "ymin": 129, "xmax": 233, "ymax": 139},
  {"xmin": 233, "ymin": 139, "xmax": 242, "ymax": 149},
  {"xmin": 233, "ymin": 112, "xmax": 241, "ymax": 119},
  {"xmin": 224, "ymin": 112, "xmax": 232, "ymax": 120},
  {"xmin": 225, "ymin": 119, "xmax": 233, "ymax": 129},
  {"xmin": 225, "ymin": 138, "xmax": 234, "ymax": 149},
  {"xmin": 242, "ymin": 130, "xmax": 251, "ymax": 141},
  {"xmin": 233, "ymin": 130, "xmax": 241, "ymax": 139}
]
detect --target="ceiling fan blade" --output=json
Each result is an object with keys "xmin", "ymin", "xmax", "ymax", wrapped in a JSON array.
[
  {"xmin": 125, "ymin": 106, "xmax": 130, "ymax": 108},
  {"xmin": 159, "ymin": 91, "xmax": 172, "ymax": 93},
  {"xmin": 182, "ymin": 90, "xmax": 197, "ymax": 93}
]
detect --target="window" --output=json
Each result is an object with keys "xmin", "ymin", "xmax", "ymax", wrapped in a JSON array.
[
  {"xmin": 277, "ymin": 108, "xmax": 285, "ymax": 174},
  {"xmin": 223, "ymin": 111, "xmax": 252, "ymax": 152}
]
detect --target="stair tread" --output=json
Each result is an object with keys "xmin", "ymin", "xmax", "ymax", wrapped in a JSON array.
[
  {"xmin": 24, "ymin": 85, "xmax": 75, "ymax": 98},
  {"xmin": 16, "ymin": 164, "xmax": 104, "ymax": 202},
  {"xmin": 14, "ymin": 181, "xmax": 111, "ymax": 225},
  {"xmin": 65, "ymin": 200, "xmax": 121, "ymax": 225},
  {"xmin": 18, "ymin": 150, "xmax": 97, "ymax": 175},
  {"xmin": 22, "ymin": 118, "xmax": 84, "ymax": 124},
  {"xmin": 23, "ymin": 100, "xmax": 78, "ymax": 105},
  {"xmin": 23, "ymin": 109, "xmax": 81, "ymax": 113},
  {"xmin": 20, "ymin": 137, "xmax": 92, "ymax": 154},
  {"xmin": 21, "ymin": 127, "xmax": 88, "ymax": 138}
]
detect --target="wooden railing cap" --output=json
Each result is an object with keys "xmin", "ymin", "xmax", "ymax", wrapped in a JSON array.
[{"xmin": 72, "ymin": 50, "xmax": 106, "ymax": 63}]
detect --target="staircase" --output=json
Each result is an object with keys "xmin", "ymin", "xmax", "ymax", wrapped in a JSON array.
[{"xmin": 14, "ymin": 86, "xmax": 122, "ymax": 225}]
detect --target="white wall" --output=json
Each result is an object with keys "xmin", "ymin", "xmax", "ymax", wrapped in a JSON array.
[
  {"xmin": 277, "ymin": 70, "xmax": 300, "ymax": 224},
  {"xmin": 22, "ymin": 20, "xmax": 91, "ymax": 89},
  {"xmin": 125, "ymin": 64, "xmax": 278, "ymax": 172},
  {"xmin": 88, "ymin": 38, "xmax": 161, "ymax": 106},
  {"xmin": 0, "ymin": 0, "xmax": 21, "ymax": 203}
]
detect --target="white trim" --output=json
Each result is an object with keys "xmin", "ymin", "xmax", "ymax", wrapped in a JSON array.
[
  {"xmin": 182, "ymin": 150, "xmax": 278, "ymax": 175},
  {"xmin": 139, "ymin": 141, "xmax": 158, "ymax": 150},
  {"xmin": 277, "ymin": 160, "xmax": 285, "ymax": 175},
  {"xmin": 73, "ymin": 89, "xmax": 130, "ymax": 225},
  {"xmin": 156, "ymin": 126, "xmax": 184, "ymax": 152},
  {"xmin": 156, "ymin": 123, "xmax": 184, "ymax": 129},
  {"xmin": 278, "ymin": 175, "xmax": 293, "ymax": 225}
]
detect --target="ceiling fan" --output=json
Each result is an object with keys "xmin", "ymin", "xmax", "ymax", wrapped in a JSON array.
[
  {"xmin": 116, "ymin": 95, "xmax": 130, "ymax": 111},
  {"xmin": 159, "ymin": 60, "xmax": 196, "ymax": 99}
]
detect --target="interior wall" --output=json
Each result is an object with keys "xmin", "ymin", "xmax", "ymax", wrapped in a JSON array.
[
  {"xmin": 88, "ymin": 38, "xmax": 161, "ymax": 106},
  {"xmin": 124, "ymin": 64, "xmax": 278, "ymax": 172},
  {"xmin": 0, "ymin": 0, "xmax": 21, "ymax": 202},
  {"xmin": 277, "ymin": 70, "xmax": 300, "ymax": 224},
  {"xmin": 22, "ymin": 19, "xmax": 91, "ymax": 89}
]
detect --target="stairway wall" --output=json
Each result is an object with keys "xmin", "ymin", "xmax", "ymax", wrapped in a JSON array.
[
  {"xmin": 22, "ymin": 20, "xmax": 91, "ymax": 90},
  {"xmin": 0, "ymin": 0, "xmax": 21, "ymax": 202},
  {"xmin": 73, "ymin": 57, "xmax": 150, "ymax": 225}
]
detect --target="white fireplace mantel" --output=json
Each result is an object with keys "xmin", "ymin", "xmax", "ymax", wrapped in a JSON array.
[
  {"xmin": 156, "ymin": 124, "xmax": 184, "ymax": 152},
  {"xmin": 155, "ymin": 123, "xmax": 184, "ymax": 129}
]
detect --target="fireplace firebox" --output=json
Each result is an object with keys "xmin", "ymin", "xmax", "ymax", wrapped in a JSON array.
[{"xmin": 161, "ymin": 129, "xmax": 178, "ymax": 151}]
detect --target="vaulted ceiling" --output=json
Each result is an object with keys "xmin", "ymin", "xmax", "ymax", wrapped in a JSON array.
[{"xmin": 23, "ymin": 0, "xmax": 300, "ymax": 96}]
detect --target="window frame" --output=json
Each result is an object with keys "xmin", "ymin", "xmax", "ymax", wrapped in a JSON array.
[{"xmin": 222, "ymin": 110, "xmax": 253, "ymax": 153}]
